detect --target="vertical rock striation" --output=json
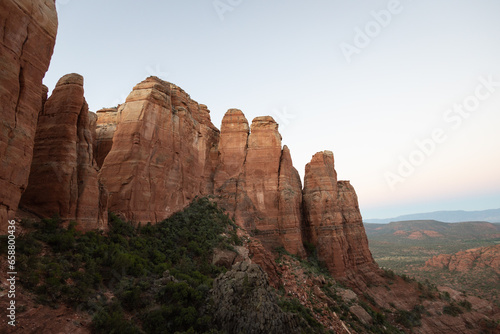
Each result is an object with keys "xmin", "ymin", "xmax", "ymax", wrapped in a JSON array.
[
  {"xmin": 278, "ymin": 146, "xmax": 306, "ymax": 257},
  {"xmin": 0, "ymin": 0, "xmax": 57, "ymax": 231},
  {"xmin": 20, "ymin": 74, "xmax": 107, "ymax": 231},
  {"xmin": 302, "ymin": 151, "xmax": 376, "ymax": 279},
  {"xmin": 98, "ymin": 77, "xmax": 220, "ymax": 222},
  {"xmin": 214, "ymin": 112, "xmax": 305, "ymax": 255}
]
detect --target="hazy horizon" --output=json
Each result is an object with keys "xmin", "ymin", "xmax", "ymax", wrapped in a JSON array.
[{"xmin": 44, "ymin": 0, "xmax": 500, "ymax": 219}]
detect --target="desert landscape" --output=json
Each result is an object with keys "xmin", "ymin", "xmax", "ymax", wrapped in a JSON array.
[{"xmin": 1, "ymin": 1, "xmax": 499, "ymax": 333}]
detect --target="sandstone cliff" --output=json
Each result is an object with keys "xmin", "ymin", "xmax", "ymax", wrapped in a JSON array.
[
  {"xmin": 214, "ymin": 111, "xmax": 306, "ymax": 256},
  {"xmin": 95, "ymin": 88, "xmax": 375, "ymax": 279},
  {"xmin": 20, "ymin": 74, "xmax": 107, "ymax": 231},
  {"xmin": 98, "ymin": 77, "xmax": 220, "ymax": 222},
  {"xmin": 303, "ymin": 151, "xmax": 377, "ymax": 279},
  {"xmin": 0, "ymin": 0, "xmax": 57, "ymax": 231}
]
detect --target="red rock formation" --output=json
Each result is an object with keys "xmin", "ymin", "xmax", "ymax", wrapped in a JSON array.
[
  {"xmin": 278, "ymin": 146, "xmax": 306, "ymax": 257},
  {"xmin": 213, "ymin": 109, "xmax": 251, "ymax": 226},
  {"xmin": 20, "ymin": 74, "xmax": 107, "ymax": 231},
  {"xmin": 98, "ymin": 77, "xmax": 220, "ymax": 222},
  {"xmin": 242, "ymin": 116, "xmax": 283, "ymax": 247},
  {"xmin": 425, "ymin": 244, "xmax": 500, "ymax": 274},
  {"xmin": 95, "ymin": 107, "xmax": 118, "ymax": 168},
  {"xmin": 0, "ymin": 0, "xmax": 57, "ymax": 231},
  {"xmin": 214, "ymin": 112, "xmax": 305, "ymax": 256},
  {"xmin": 303, "ymin": 151, "xmax": 376, "ymax": 279}
]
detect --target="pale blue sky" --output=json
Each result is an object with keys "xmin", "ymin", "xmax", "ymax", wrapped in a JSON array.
[{"xmin": 44, "ymin": 0, "xmax": 500, "ymax": 219}]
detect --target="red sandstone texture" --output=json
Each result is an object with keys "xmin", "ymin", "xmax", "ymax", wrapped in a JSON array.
[
  {"xmin": 214, "ymin": 111, "xmax": 306, "ymax": 256},
  {"xmin": 425, "ymin": 244, "xmax": 500, "ymax": 274},
  {"xmin": 97, "ymin": 92, "xmax": 374, "ymax": 279},
  {"xmin": 20, "ymin": 74, "xmax": 107, "ymax": 231},
  {"xmin": 98, "ymin": 77, "xmax": 220, "ymax": 223},
  {"xmin": 302, "ymin": 151, "xmax": 377, "ymax": 279},
  {"xmin": 0, "ymin": 0, "xmax": 57, "ymax": 232}
]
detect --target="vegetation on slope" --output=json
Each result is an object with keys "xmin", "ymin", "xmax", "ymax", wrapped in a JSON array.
[
  {"xmin": 15, "ymin": 197, "xmax": 242, "ymax": 333},
  {"xmin": 365, "ymin": 220, "xmax": 500, "ymax": 303}
]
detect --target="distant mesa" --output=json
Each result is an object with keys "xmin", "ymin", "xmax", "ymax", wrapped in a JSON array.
[{"xmin": 364, "ymin": 208, "xmax": 500, "ymax": 224}]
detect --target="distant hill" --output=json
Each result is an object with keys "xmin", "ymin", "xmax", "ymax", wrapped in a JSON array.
[
  {"xmin": 365, "ymin": 219, "xmax": 500, "ymax": 301},
  {"xmin": 364, "ymin": 208, "xmax": 500, "ymax": 224},
  {"xmin": 364, "ymin": 220, "xmax": 500, "ymax": 241}
]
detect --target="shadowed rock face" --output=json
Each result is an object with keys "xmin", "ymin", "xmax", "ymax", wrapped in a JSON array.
[
  {"xmin": 0, "ymin": 0, "xmax": 57, "ymax": 231},
  {"xmin": 20, "ymin": 74, "xmax": 107, "ymax": 231},
  {"xmin": 95, "ymin": 107, "xmax": 118, "ymax": 168},
  {"xmin": 303, "ymin": 151, "xmax": 376, "ymax": 279},
  {"xmin": 210, "ymin": 261, "xmax": 302, "ymax": 334},
  {"xmin": 98, "ymin": 77, "xmax": 220, "ymax": 223},
  {"xmin": 278, "ymin": 146, "xmax": 306, "ymax": 257}
]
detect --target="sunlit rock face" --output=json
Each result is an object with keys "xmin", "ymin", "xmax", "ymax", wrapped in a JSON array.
[
  {"xmin": 99, "ymin": 77, "xmax": 220, "ymax": 223},
  {"xmin": 0, "ymin": 0, "xmax": 58, "ymax": 231}
]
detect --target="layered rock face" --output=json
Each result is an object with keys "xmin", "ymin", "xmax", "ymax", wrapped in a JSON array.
[
  {"xmin": 214, "ymin": 111, "xmax": 305, "ymax": 256},
  {"xmin": 93, "ymin": 78, "xmax": 373, "ymax": 278},
  {"xmin": 303, "ymin": 151, "xmax": 376, "ymax": 279},
  {"xmin": 98, "ymin": 77, "xmax": 220, "ymax": 222},
  {"xmin": 0, "ymin": 0, "xmax": 57, "ymax": 231},
  {"xmin": 20, "ymin": 74, "xmax": 107, "ymax": 231},
  {"xmin": 277, "ymin": 146, "xmax": 306, "ymax": 257}
]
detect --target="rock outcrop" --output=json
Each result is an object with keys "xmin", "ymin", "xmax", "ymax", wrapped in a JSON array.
[
  {"xmin": 0, "ymin": 0, "xmax": 57, "ymax": 231},
  {"xmin": 98, "ymin": 77, "xmax": 220, "ymax": 222},
  {"xmin": 96, "ymin": 96, "xmax": 375, "ymax": 278},
  {"xmin": 210, "ymin": 261, "xmax": 302, "ymax": 334},
  {"xmin": 277, "ymin": 146, "xmax": 306, "ymax": 257},
  {"xmin": 302, "ymin": 151, "xmax": 376, "ymax": 279},
  {"xmin": 94, "ymin": 107, "xmax": 118, "ymax": 168},
  {"xmin": 20, "ymin": 74, "xmax": 107, "ymax": 231},
  {"xmin": 425, "ymin": 244, "xmax": 500, "ymax": 274},
  {"xmin": 214, "ymin": 111, "xmax": 306, "ymax": 256}
]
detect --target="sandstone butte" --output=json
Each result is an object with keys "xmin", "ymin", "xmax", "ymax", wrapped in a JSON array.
[
  {"xmin": 0, "ymin": 0, "xmax": 376, "ymax": 282},
  {"xmin": 19, "ymin": 74, "xmax": 108, "ymax": 230},
  {"xmin": 95, "ymin": 76, "xmax": 376, "ymax": 280},
  {"xmin": 0, "ymin": 0, "xmax": 57, "ymax": 232}
]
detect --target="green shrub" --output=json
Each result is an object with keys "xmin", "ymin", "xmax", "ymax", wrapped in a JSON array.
[
  {"xmin": 16, "ymin": 197, "xmax": 242, "ymax": 333},
  {"xmin": 443, "ymin": 302, "xmax": 463, "ymax": 316}
]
